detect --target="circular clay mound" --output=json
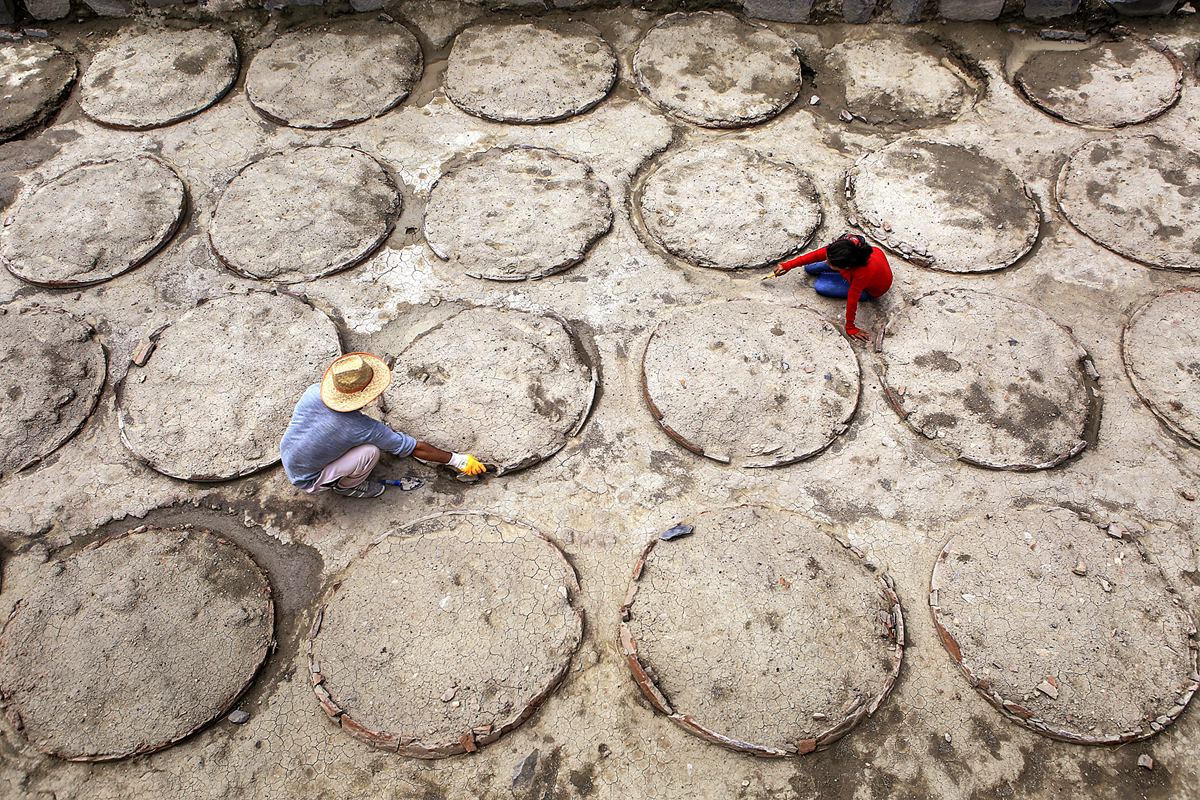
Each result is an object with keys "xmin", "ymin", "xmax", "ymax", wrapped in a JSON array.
[
  {"xmin": 641, "ymin": 299, "xmax": 860, "ymax": 467},
  {"xmin": 209, "ymin": 146, "xmax": 401, "ymax": 283},
  {"xmin": 848, "ymin": 139, "xmax": 1040, "ymax": 273},
  {"xmin": 382, "ymin": 307, "xmax": 596, "ymax": 475},
  {"xmin": 0, "ymin": 306, "xmax": 106, "ymax": 476},
  {"xmin": 444, "ymin": 21, "xmax": 616, "ymax": 124},
  {"xmin": 0, "ymin": 526, "xmax": 274, "ymax": 761},
  {"xmin": 826, "ymin": 33, "xmax": 978, "ymax": 126},
  {"xmin": 1014, "ymin": 38, "xmax": 1182, "ymax": 128},
  {"xmin": 1057, "ymin": 135, "xmax": 1200, "ymax": 270},
  {"xmin": 79, "ymin": 27, "xmax": 238, "ymax": 130},
  {"xmin": 930, "ymin": 506, "xmax": 1199, "ymax": 744},
  {"xmin": 1123, "ymin": 289, "xmax": 1200, "ymax": 446},
  {"xmin": 621, "ymin": 506, "xmax": 904, "ymax": 756},
  {"xmin": 637, "ymin": 141, "xmax": 822, "ymax": 270},
  {"xmin": 880, "ymin": 289, "xmax": 1098, "ymax": 470},
  {"xmin": 246, "ymin": 19, "xmax": 423, "ymax": 129},
  {"xmin": 0, "ymin": 41, "xmax": 77, "ymax": 141},
  {"xmin": 118, "ymin": 292, "xmax": 341, "ymax": 481},
  {"xmin": 1, "ymin": 156, "xmax": 185, "ymax": 288},
  {"xmin": 424, "ymin": 146, "xmax": 611, "ymax": 281},
  {"xmin": 309, "ymin": 511, "xmax": 583, "ymax": 757},
  {"xmin": 632, "ymin": 11, "xmax": 803, "ymax": 128}
]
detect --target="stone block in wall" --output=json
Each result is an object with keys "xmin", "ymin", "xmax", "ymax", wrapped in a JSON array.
[
  {"xmin": 938, "ymin": 0, "xmax": 1005, "ymax": 20},
  {"xmin": 892, "ymin": 0, "xmax": 926, "ymax": 22},
  {"xmin": 742, "ymin": 0, "xmax": 816, "ymax": 23},
  {"xmin": 82, "ymin": 0, "xmax": 133, "ymax": 15},
  {"xmin": 2, "ymin": 0, "xmax": 15, "ymax": 24},
  {"xmin": 1104, "ymin": 0, "xmax": 1178, "ymax": 14},
  {"xmin": 1024, "ymin": 0, "xmax": 1080, "ymax": 17},
  {"xmin": 844, "ymin": 0, "xmax": 876, "ymax": 21}
]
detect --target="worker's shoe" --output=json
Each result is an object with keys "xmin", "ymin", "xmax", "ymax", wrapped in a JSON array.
[{"xmin": 331, "ymin": 480, "xmax": 385, "ymax": 499}]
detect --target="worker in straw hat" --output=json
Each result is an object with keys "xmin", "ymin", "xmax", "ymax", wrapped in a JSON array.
[{"xmin": 280, "ymin": 353, "xmax": 486, "ymax": 499}]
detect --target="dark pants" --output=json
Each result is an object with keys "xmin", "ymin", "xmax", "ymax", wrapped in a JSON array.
[{"xmin": 804, "ymin": 261, "xmax": 873, "ymax": 301}]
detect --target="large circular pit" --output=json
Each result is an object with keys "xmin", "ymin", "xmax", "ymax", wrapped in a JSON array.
[
  {"xmin": 880, "ymin": 289, "xmax": 1098, "ymax": 470},
  {"xmin": 621, "ymin": 506, "xmax": 903, "ymax": 756},
  {"xmin": 637, "ymin": 141, "xmax": 822, "ymax": 271},
  {"xmin": 0, "ymin": 305, "xmax": 106, "ymax": 476},
  {"xmin": 1123, "ymin": 289, "xmax": 1200, "ymax": 447},
  {"xmin": 309, "ymin": 512, "xmax": 583, "ymax": 757},
  {"xmin": 0, "ymin": 526, "xmax": 274, "ymax": 760},
  {"xmin": 118, "ymin": 291, "xmax": 341, "ymax": 481},
  {"xmin": 380, "ymin": 307, "xmax": 596, "ymax": 475},
  {"xmin": 931, "ymin": 506, "xmax": 1198, "ymax": 743},
  {"xmin": 641, "ymin": 299, "xmax": 860, "ymax": 467},
  {"xmin": 0, "ymin": 41, "xmax": 77, "ymax": 140}
]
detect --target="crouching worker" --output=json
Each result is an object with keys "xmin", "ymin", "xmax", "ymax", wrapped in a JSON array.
[
  {"xmin": 281, "ymin": 353, "xmax": 485, "ymax": 499},
  {"xmin": 773, "ymin": 234, "xmax": 892, "ymax": 343}
]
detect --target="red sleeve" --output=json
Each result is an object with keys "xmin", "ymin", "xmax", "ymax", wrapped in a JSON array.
[
  {"xmin": 779, "ymin": 247, "xmax": 827, "ymax": 271},
  {"xmin": 843, "ymin": 268, "xmax": 870, "ymax": 333}
]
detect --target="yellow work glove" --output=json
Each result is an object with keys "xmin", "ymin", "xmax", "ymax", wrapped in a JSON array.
[{"xmin": 449, "ymin": 452, "xmax": 486, "ymax": 476}]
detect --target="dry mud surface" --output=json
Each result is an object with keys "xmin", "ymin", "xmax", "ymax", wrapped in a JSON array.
[
  {"xmin": 1, "ymin": 8, "xmax": 1200, "ymax": 800},
  {"xmin": 1123, "ymin": 289, "xmax": 1200, "ymax": 447},
  {"xmin": 309, "ymin": 512, "xmax": 582, "ymax": 757},
  {"xmin": 78, "ymin": 27, "xmax": 238, "ymax": 130},
  {"xmin": 641, "ymin": 299, "xmax": 859, "ymax": 467},
  {"xmin": 1, "ymin": 155, "xmax": 185, "ymax": 287},
  {"xmin": 0, "ymin": 42, "xmax": 77, "ymax": 142},
  {"xmin": 246, "ymin": 19, "xmax": 423, "ymax": 130},
  {"xmin": 0, "ymin": 526, "xmax": 273, "ymax": 761},
  {"xmin": 622, "ymin": 506, "xmax": 902, "ymax": 756},
  {"xmin": 444, "ymin": 21, "xmax": 616, "ymax": 124}
]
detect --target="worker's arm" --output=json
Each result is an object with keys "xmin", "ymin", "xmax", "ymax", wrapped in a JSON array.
[
  {"xmin": 774, "ymin": 247, "xmax": 828, "ymax": 276},
  {"xmin": 412, "ymin": 441, "xmax": 485, "ymax": 475}
]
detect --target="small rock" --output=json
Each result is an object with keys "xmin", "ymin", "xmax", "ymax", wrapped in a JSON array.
[
  {"xmin": 1038, "ymin": 28, "xmax": 1087, "ymax": 41},
  {"xmin": 513, "ymin": 749, "xmax": 539, "ymax": 788},
  {"xmin": 441, "ymin": 685, "xmax": 457, "ymax": 702},
  {"xmin": 1037, "ymin": 680, "xmax": 1059, "ymax": 699},
  {"xmin": 839, "ymin": 109, "xmax": 853, "ymax": 122},
  {"xmin": 228, "ymin": 710, "xmax": 250, "ymax": 724},
  {"xmin": 1106, "ymin": 524, "xmax": 1123, "ymax": 539},
  {"xmin": 812, "ymin": 712, "xmax": 826, "ymax": 720},
  {"xmin": 1098, "ymin": 577, "xmax": 1112, "ymax": 592},
  {"xmin": 378, "ymin": 12, "xmax": 393, "ymax": 21},
  {"xmin": 809, "ymin": 95, "xmax": 820, "ymax": 105},
  {"xmin": 24, "ymin": 28, "xmax": 51, "ymax": 37},
  {"xmin": 944, "ymin": 733, "xmax": 952, "ymax": 743},
  {"xmin": 1179, "ymin": 1, "xmax": 1196, "ymax": 10},
  {"xmin": 1138, "ymin": 754, "xmax": 1155, "ymax": 769},
  {"xmin": 1182, "ymin": 490, "xmax": 1195, "ymax": 501},
  {"xmin": 1072, "ymin": 561, "xmax": 1087, "ymax": 576},
  {"xmin": 847, "ymin": 216, "xmax": 859, "ymax": 227},
  {"xmin": 660, "ymin": 524, "xmax": 693, "ymax": 541}
]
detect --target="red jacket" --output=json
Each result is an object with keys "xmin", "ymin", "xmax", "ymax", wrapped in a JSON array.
[{"xmin": 780, "ymin": 246, "xmax": 893, "ymax": 335}]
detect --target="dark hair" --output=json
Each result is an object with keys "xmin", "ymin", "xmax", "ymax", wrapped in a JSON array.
[{"xmin": 826, "ymin": 235, "xmax": 872, "ymax": 269}]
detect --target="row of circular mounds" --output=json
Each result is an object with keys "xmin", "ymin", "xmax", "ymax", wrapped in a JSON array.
[
  {"xmin": 3, "ymin": 128, "xmax": 1197, "ymax": 291},
  {"xmin": 2, "ymin": 506, "xmax": 1193, "ymax": 762},
  {"xmin": 4, "ymin": 281, "xmax": 1192, "ymax": 487},
  {"xmin": 2, "ymin": 15, "xmax": 1183, "ymax": 141}
]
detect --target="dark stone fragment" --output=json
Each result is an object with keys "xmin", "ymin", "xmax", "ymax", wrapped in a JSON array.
[
  {"xmin": 1038, "ymin": 29, "xmax": 1088, "ymax": 41},
  {"xmin": 1104, "ymin": 0, "xmax": 1179, "ymax": 15},
  {"xmin": 0, "ymin": 0, "xmax": 13, "ymax": 25},
  {"xmin": 660, "ymin": 525, "xmax": 694, "ymax": 541},
  {"xmin": 513, "ymin": 749, "xmax": 539, "ymax": 788},
  {"xmin": 228, "ymin": 710, "xmax": 250, "ymax": 724},
  {"xmin": 1024, "ymin": 0, "xmax": 1081, "ymax": 18},
  {"xmin": 742, "ymin": 0, "xmax": 815, "ymax": 22},
  {"xmin": 891, "ymin": 0, "xmax": 926, "ymax": 23},
  {"xmin": 843, "ymin": 0, "xmax": 876, "ymax": 22}
]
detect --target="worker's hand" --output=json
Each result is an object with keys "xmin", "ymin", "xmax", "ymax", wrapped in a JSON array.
[
  {"xmin": 449, "ymin": 452, "xmax": 486, "ymax": 476},
  {"xmin": 847, "ymin": 326, "xmax": 871, "ymax": 343},
  {"xmin": 772, "ymin": 263, "xmax": 789, "ymax": 277}
]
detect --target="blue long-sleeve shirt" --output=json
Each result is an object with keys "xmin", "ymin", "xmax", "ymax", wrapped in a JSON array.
[{"xmin": 279, "ymin": 384, "xmax": 416, "ymax": 488}]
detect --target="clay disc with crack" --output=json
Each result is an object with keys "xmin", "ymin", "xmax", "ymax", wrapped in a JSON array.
[
  {"xmin": 827, "ymin": 33, "xmax": 977, "ymax": 125},
  {"xmin": 79, "ymin": 27, "xmax": 238, "ymax": 129},
  {"xmin": 848, "ymin": 138, "xmax": 1040, "ymax": 273},
  {"xmin": 381, "ymin": 307, "xmax": 596, "ymax": 475},
  {"xmin": 423, "ymin": 146, "xmax": 611, "ymax": 281},
  {"xmin": 118, "ymin": 291, "xmax": 341, "ymax": 481},
  {"xmin": 880, "ymin": 289, "xmax": 1097, "ymax": 470},
  {"xmin": 637, "ymin": 141, "xmax": 822, "ymax": 270},
  {"xmin": 209, "ymin": 146, "xmax": 401, "ymax": 283},
  {"xmin": 0, "ymin": 526, "xmax": 274, "ymax": 761},
  {"xmin": 930, "ymin": 506, "xmax": 1198, "ymax": 744},
  {"xmin": 641, "ymin": 299, "xmax": 859, "ymax": 467},
  {"xmin": 0, "ymin": 41, "xmax": 77, "ymax": 141},
  {"xmin": 246, "ymin": 19, "xmax": 423, "ymax": 129},
  {"xmin": 444, "ymin": 21, "xmax": 616, "ymax": 124},
  {"xmin": 1014, "ymin": 38, "xmax": 1182, "ymax": 128},
  {"xmin": 1123, "ymin": 289, "xmax": 1200, "ymax": 446},
  {"xmin": 1056, "ymin": 135, "xmax": 1200, "ymax": 270},
  {"xmin": 632, "ymin": 11, "xmax": 802, "ymax": 128},
  {"xmin": 309, "ymin": 511, "xmax": 583, "ymax": 757},
  {"xmin": 622, "ymin": 506, "xmax": 903, "ymax": 756},
  {"xmin": 0, "ymin": 306, "xmax": 106, "ymax": 476},
  {"xmin": 1, "ymin": 156, "xmax": 185, "ymax": 287}
]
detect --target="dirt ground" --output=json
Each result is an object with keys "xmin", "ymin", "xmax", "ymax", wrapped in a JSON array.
[{"xmin": 1, "ymin": 5, "xmax": 1200, "ymax": 799}]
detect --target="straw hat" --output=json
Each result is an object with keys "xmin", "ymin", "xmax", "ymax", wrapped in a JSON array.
[{"xmin": 319, "ymin": 353, "xmax": 391, "ymax": 412}]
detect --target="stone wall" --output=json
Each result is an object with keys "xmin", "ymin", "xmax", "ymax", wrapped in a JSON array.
[{"xmin": 6, "ymin": 0, "xmax": 1190, "ymax": 31}]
